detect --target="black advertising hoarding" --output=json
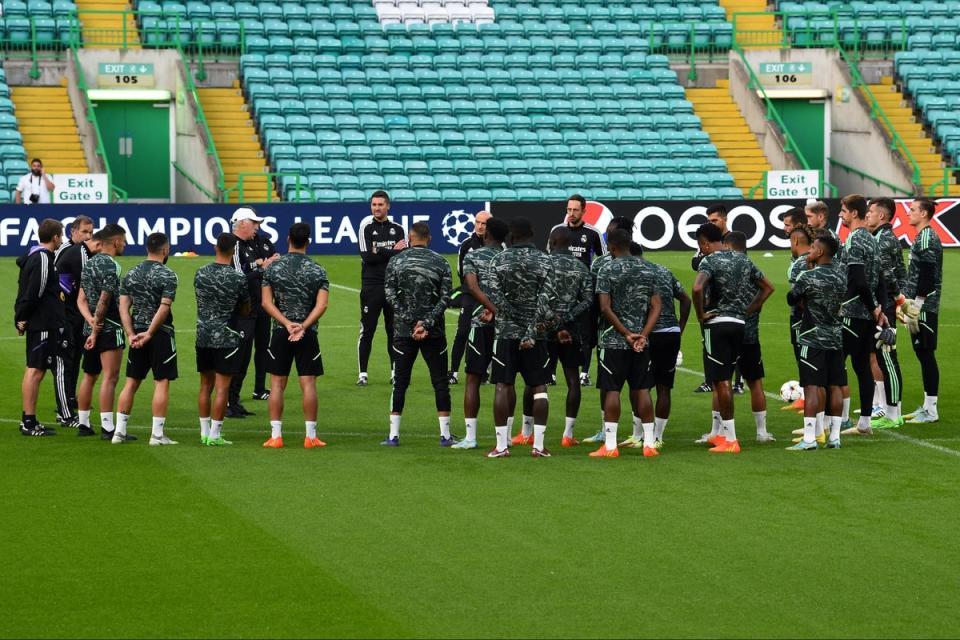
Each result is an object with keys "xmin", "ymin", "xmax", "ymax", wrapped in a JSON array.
[{"xmin": 490, "ymin": 198, "xmax": 960, "ymax": 251}]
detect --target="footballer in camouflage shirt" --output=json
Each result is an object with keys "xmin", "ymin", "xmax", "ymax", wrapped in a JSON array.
[
  {"xmin": 486, "ymin": 217, "xmax": 558, "ymax": 458},
  {"xmin": 593, "ymin": 229, "xmax": 662, "ymax": 458},
  {"xmin": 902, "ymin": 199, "xmax": 943, "ymax": 424},
  {"xmin": 382, "ymin": 222, "xmax": 454, "ymax": 447},
  {"xmin": 76, "ymin": 224, "xmax": 128, "ymax": 441},
  {"xmin": 116, "ymin": 232, "xmax": 179, "ymax": 446},
  {"xmin": 194, "ymin": 233, "xmax": 251, "ymax": 446},
  {"xmin": 787, "ymin": 231, "xmax": 848, "ymax": 449},
  {"xmin": 261, "ymin": 222, "xmax": 330, "ymax": 449},
  {"xmin": 692, "ymin": 223, "xmax": 773, "ymax": 454}
]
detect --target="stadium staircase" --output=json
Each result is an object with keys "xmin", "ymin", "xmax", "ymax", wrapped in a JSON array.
[
  {"xmin": 10, "ymin": 83, "xmax": 88, "ymax": 175},
  {"xmin": 197, "ymin": 82, "xmax": 277, "ymax": 203},
  {"xmin": 76, "ymin": 0, "xmax": 141, "ymax": 48},
  {"xmin": 720, "ymin": 0, "xmax": 783, "ymax": 48},
  {"xmin": 686, "ymin": 79, "xmax": 768, "ymax": 196}
]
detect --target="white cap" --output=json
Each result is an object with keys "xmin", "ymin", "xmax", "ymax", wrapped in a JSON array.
[{"xmin": 231, "ymin": 207, "xmax": 263, "ymax": 223}]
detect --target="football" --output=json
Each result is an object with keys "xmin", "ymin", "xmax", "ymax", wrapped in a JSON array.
[
  {"xmin": 441, "ymin": 210, "xmax": 474, "ymax": 247},
  {"xmin": 779, "ymin": 380, "xmax": 804, "ymax": 402}
]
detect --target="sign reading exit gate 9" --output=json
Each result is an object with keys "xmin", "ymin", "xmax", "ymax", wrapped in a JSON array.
[
  {"xmin": 97, "ymin": 63, "xmax": 155, "ymax": 88},
  {"xmin": 53, "ymin": 174, "xmax": 109, "ymax": 204}
]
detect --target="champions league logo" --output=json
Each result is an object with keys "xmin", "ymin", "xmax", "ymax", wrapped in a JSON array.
[{"xmin": 441, "ymin": 210, "xmax": 475, "ymax": 247}]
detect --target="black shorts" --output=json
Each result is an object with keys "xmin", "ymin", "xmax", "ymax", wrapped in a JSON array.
[
  {"xmin": 649, "ymin": 331, "xmax": 681, "ymax": 388},
  {"xmin": 25, "ymin": 328, "xmax": 67, "ymax": 371},
  {"xmin": 81, "ymin": 326, "xmax": 126, "ymax": 375},
  {"xmin": 798, "ymin": 345, "xmax": 847, "ymax": 388},
  {"xmin": 739, "ymin": 341, "xmax": 765, "ymax": 381},
  {"xmin": 701, "ymin": 321, "xmax": 744, "ymax": 383},
  {"xmin": 266, "ymin": 327, "xmax": 324, "ymax": 377},
  {"xmin": 196, "ymin": 345, "xmax": 243, "ymax": 376},
  {"xmin": 583, "ymin": 308, "xmax": 598, "ymax": 348},
  {"xmin": 491, "ymin": 338, "xmax": 550, "ymax": 387},
  {"xmin": 597, "ymin": 347, "xmax": 652, "ymax": 391},
  {"xmin": 126, "ymin": 329, "xmax": 178, "ymax": 381},
  {"xmin": 842, "ymin": 317, "xmax": 876, "ymax": 360},
  {"xmin": 912, "ymin": 311, "xmax": 938, "ymax": 351},
  {"xmin": 549, "ymin": 337, "xmax": 583, "ymax": 370},
  {"xmin": 464, "ymin": 324, "xmax": 494, "ymax": 375}
]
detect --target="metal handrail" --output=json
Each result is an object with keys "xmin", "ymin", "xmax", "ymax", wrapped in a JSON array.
[
  {"xmin": 69, "ymin": 43, "xmax": 127, "ymax": 202},
  {"xmin": 928, "ymin": 166, "xmax": 960, "ymax": 196},
  {"xmin": 222, "ymin": 172, "xmax": 311, "ymax": 204},
  {"xmin": 172, "ymin": 160, "xmax": 217, "ymax": 201},
  {"xmin": 829, "ymin": 157, "xmax": 913, "ymax": 194},
  {"xmin": 175, "ymin": 43, "xmax": 225, "ymax": 200}
]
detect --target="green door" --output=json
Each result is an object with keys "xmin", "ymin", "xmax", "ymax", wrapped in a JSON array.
[
  {"xmin": 94, "ymin": 100, "xmax": 170, "ymax": 199},
  {"xmin": 772, "ymin": 98, "xmax": 825, "ymax": 174}
]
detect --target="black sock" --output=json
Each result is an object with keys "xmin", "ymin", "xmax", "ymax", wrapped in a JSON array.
[{"xmin": 22, "ymin": 413, "xmax": 36, "ymax": 425}]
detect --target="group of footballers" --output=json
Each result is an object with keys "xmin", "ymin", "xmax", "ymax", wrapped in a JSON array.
[{"xmin": 13, "ymin": 190, "xmax": 943, "ymax": 456}]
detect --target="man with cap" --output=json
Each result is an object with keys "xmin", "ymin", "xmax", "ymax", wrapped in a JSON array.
[{"xmin": 227, "ymin": 207, "xmax": 278, "ymax": 418}]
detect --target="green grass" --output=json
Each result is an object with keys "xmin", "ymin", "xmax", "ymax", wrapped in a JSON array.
[{"xmin": 1, "ymin": 250, "xmax": 958, "ymax": 639}]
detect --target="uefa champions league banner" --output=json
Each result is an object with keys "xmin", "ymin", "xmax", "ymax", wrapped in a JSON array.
[
  {"xmin": 2, "ymin": 197, "xmax": 958, "ymax": 256},
  {"xmin": 0, "ymin": 201, "xmax": 485, "ymax": 256}
]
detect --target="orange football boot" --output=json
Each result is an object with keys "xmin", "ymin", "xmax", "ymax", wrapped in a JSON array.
[
  {"xmin": 709, "ymin": 439, "xmax": 741, "ymax": 453},
  {"xmin": 511, "ymin": 433, "xmax": 534, "ymax": 445},
  {"xmin": 304, "ymin": 437, "xmax": 327, "ymax": 449},
  {"xmin": 588, "ymin": 445, "xmax": 619, "ymax": 458},
  {"xmin": 561, "ymin": 435, "xmax": 579, "ymax": 447},
  {"xmin": 642, "ymin": 446, "xmax": 659, "ymax": 457},
  {"xmin": 262, "ymin": 436, "xmax": 284, "ymax": 448}
]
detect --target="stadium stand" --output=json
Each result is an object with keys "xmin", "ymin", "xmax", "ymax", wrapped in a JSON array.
[
  {"xmin": 10, "ymin": 84, "xmax": 88, "ymax": 176},
  {"xmin": 0, "ymin": 69, "xmax": 30, "ymax": 203}
]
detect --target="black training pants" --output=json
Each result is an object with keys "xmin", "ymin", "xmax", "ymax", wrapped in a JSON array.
[{"xmin": 358, "ymin": 284, "xmax": 395, "ymax": 374}]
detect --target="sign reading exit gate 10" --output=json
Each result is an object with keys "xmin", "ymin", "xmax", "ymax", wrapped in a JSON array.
[
  {"xmin": 757, "ymin": 62, "xmax": 813, "ymax": 87},
  {"xmin": 97, "ymin": 63, "xmax": 155, "ymax": 88}
]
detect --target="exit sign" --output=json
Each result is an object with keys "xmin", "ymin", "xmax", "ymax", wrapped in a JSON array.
[
  {"xmin": 758, "ymin": 61, "xmax": 813, "ymax": 87},
  {"xmin": 97, "ymin": 63, "xmax": 155, "ymax": 88}
]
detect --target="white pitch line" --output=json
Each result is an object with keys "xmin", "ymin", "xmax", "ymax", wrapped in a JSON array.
[
  {"xmin": 879, "ymin": 430, "xmax": 960, "ymax": 458},
  {"xmin": 677, "ymin": 365, "xmax": 782, "ymax": 401}
]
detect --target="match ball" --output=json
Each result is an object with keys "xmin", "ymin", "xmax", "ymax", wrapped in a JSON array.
[
  {"xmin": 441, "ymin": 210, "xmax": 475, "ymax": 247},
  {"xmin": 779, "ymin": 380, "xmax": 803, "ymax": 402}
]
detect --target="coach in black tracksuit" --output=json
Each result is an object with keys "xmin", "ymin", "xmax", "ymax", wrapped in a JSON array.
[
  {"xmin": 448, "ymin": 211, "xmax": 489, "ymax": 383},
  {"xmin": 54, "ymin": 234, "xmax": 98, "ymax": 423},
  {"xmin": 357, "ymin": 190, "xmax": 406, "ymax": 385}
]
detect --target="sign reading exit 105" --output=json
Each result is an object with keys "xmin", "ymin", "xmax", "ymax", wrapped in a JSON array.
[{"xmin": 96, "ymin": 63, "xmax": 155, "ymax": 88}]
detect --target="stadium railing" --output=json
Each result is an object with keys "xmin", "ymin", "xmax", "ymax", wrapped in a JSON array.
[
  {"xmin": 172, "ymin": 161, "xmax": 217, "ymax": 201},
  {"xmin": 69, "ymin": 40, "xmax": 127, "ymax": 202},
  {"xmin": 176, "ymin": 43, "xmax": 226, "ymax": 201},
  {"xmin": 929, "ymin": 167, "xmax": 960, "ymax": 196},
  {"xmin": 829, "ymin": 157, "xmax": 914, "ymax": 195},
  {"xmin": 222, "ymin": 172, "xmax": 312, "ymax": 204}
]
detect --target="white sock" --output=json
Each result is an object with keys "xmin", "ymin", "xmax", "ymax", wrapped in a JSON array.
[
  {"xmin": 521, "ymin": 415, "xmax": 533, "ymax": 437},
  {"xmin": 102, "ymin": 412, "xmax": 116, "ymax": 434},
  {"xmin": 151, "ymin": 416, "xmax": 165, "ymax": 439},
  {"xmin": 359, "ymin": 371, "xmax": 367, "ymax": 379},
  {"xmin": 506, "ymin": 416, "xmax": 514, "ymax": 432},
  {"xmin": 815, "ymin": 411, "xmax": 825, "ymax": 436},
  {"xmin": 439, "ymin": 415, "xmax": 451, "ymax": 439},
  {"xmin": 632, "ymin": 414, "xmax": 642, "ymax": 438},
  {"xmin": 642, "ymin": 422, "xmax": 655, "ymax": 448},
  {"xmin": 841, "ymin": 397, "xmax": 850, "ymax": 421},
  {"xmin": 603, "ymin": 421, "xmax": 617, "ymax": 450},
  {"xmin": 654, "ymin": 417, "xmax": 667, "ymax": 441},
  {"xmin": 563, "ymin": 417, "xmax": 575, "ymax": 439},
  {"xmin": 753, "ymin": 410, "xmax": 768, "ymax": 436},
  {"xmin": 115, "ymin": 412, "xmax": 128, "ymax": 436},
  {"xmin": 709, "ymin": 411, "xmax": 721, "ymax": 436},
  {"xmin": 873, "ymin": 381, "xmax": 885, "ymax": 407},
  {"xmin": 270, "ymin": 420, "xmax": 282, "ymax": 439},
  {"xmin": 829, "ymin": 415, "xmax": 841, "ymax": 441},
  {"xmin": 210, "ymin": 420, "xmax": 222, "ymax": 440},
  {"xmin": 78, "ymin": 409, "xmax": 91, "ymax": 428},
  {"xmin": 200, "ymin": 416, "xmax": 211, "ymax": 439},
  {"xmin": 802, "ymin": 416, "xmax": 816, "ymax": 444},
  {"xmin": 722, "ymin": 419, "xmax": 737, "ymax": 442},
  {"xmin": 389, "ymin": 415, "xmax": 401, "ymax": 439},
  {"xmin": 306, "ymin": 421, "xmax": 317, "ymax": 439},
  {"xmin": 533, "ymin": 424, "xmax": 546, "ymax": 450},
  {"xmin": 924, "ymin": 394, "xmax": 938, "ymax": 417},
  {"xmin": 886, "ymin": 404, "xmax": 900, "ymax": 421},
  {"xmin": 465, "ymin": 418, "xmax": 477, "ymax": 442},
  {"xmin": 857, "ymin": 415, "xmax": 871, "ymax": 431},
  {"xmin": 495, "ymin": 425, "xmax": 508, "ymax": 451}
]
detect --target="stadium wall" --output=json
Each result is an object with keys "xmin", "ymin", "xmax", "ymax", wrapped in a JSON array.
[{"xmin": 1, "ymin": 198, "xmax": 958, "ymax": 256}]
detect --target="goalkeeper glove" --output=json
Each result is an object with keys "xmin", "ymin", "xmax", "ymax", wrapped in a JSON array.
[
  {"xmin": 874, "ymin": 326, "xmax": 896, "ymax": 352},
  {"xmin": 896, "ymin": 298, "xmax": 921, "ymax": 334}
]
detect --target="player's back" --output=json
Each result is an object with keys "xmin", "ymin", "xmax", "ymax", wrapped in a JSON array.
[
  {"xmin": 264, "ymin": 253, "xmax": 328, "ymax": 326},
  {"xmin": 122, "ymin": 260, "xmax": 178, "ymax": 331},
  {"xmin": 795, "ymin": 263, "xmax": 846, "ymax": 349},
  {"xmin": 385, "ymin": 246, "xmax": 452, "ymax": 334},
  {"xmin": 80, "ymin": 252, "xmax": 121, "ymax": 326},
  {"xmin": 698, "ymin": 250, "xmax": 763, "ymax": 321},
  {"xmin": 649, "ymin": 261, "xmax": 684, "ymax": 331},
  {"xmin": 549, "ymin": 252, "xmax": 590, "ymax": 318},
  {"xmin": 194, "ymin": 262, "xmax": 247, "ymax": 348},
  {"xmin": 489, "ymin": 245, "xmax": 553, "ymax": 338}
]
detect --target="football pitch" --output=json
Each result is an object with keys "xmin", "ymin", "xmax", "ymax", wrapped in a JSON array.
[{"xmin": 1, "ymin": 250, "xmax": 957, "ymax": 639}]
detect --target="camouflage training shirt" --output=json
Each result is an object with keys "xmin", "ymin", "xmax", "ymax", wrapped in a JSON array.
[
  {"xmin": 80, "ymin": 252, "xmax": 122, "ymax": 336},
  {"xmin": 119, "ymin": 260, "xmax": 178, "ymax": 333},
  {"xmin": 461, "ymin": 245, "xmax": 502, "ymax": 328},
  {"xmin": 650, "ymin": 261, "xmax": 685, "ymax": 332},
  {"xmin": 697, "ymin": 250, "xmax": 765, "ymax": 321},
  {"xmin": 787, "ymin": 252, "xmax": 809, "ymax": 343},
  {"xmin": 792, "ymin": 261, "xmax": 847, "ymax": 351},
  {"xmin": 595, "ymin": 256, "xmax": 659, "ymax": 350},
  {"xmin": 488, "ymin": 243, "xmax": 557, "ymax": 341},
  {"xmin": 263, "ymin": 253, "xmax": 329, "ymax": 333},
  {"xmin": 384, "ymin": 246, "xmax": 453, "ymax": 338},
  {"xmin": 873, "ymin": 223, "xmax": 906, "ymax": 309},
  {"xmin": 904, "ymin": 225, "xmax": 943, "ymax": 314},
  {"xmin": 840, "ymin": 226, "xmax": 879, "ymax": 320},
  {"xmin": 547, "ymin": 250, "xmax": 592, "ymax": 340},
  {"xmin": 194, "ymin": 262, "xmax": 250, "ymax": 349}
]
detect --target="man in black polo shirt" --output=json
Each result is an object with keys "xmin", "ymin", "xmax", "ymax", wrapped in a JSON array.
[{"xmin": 356, "ymin": 189, "xmax": 406, "ymax": 386}]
